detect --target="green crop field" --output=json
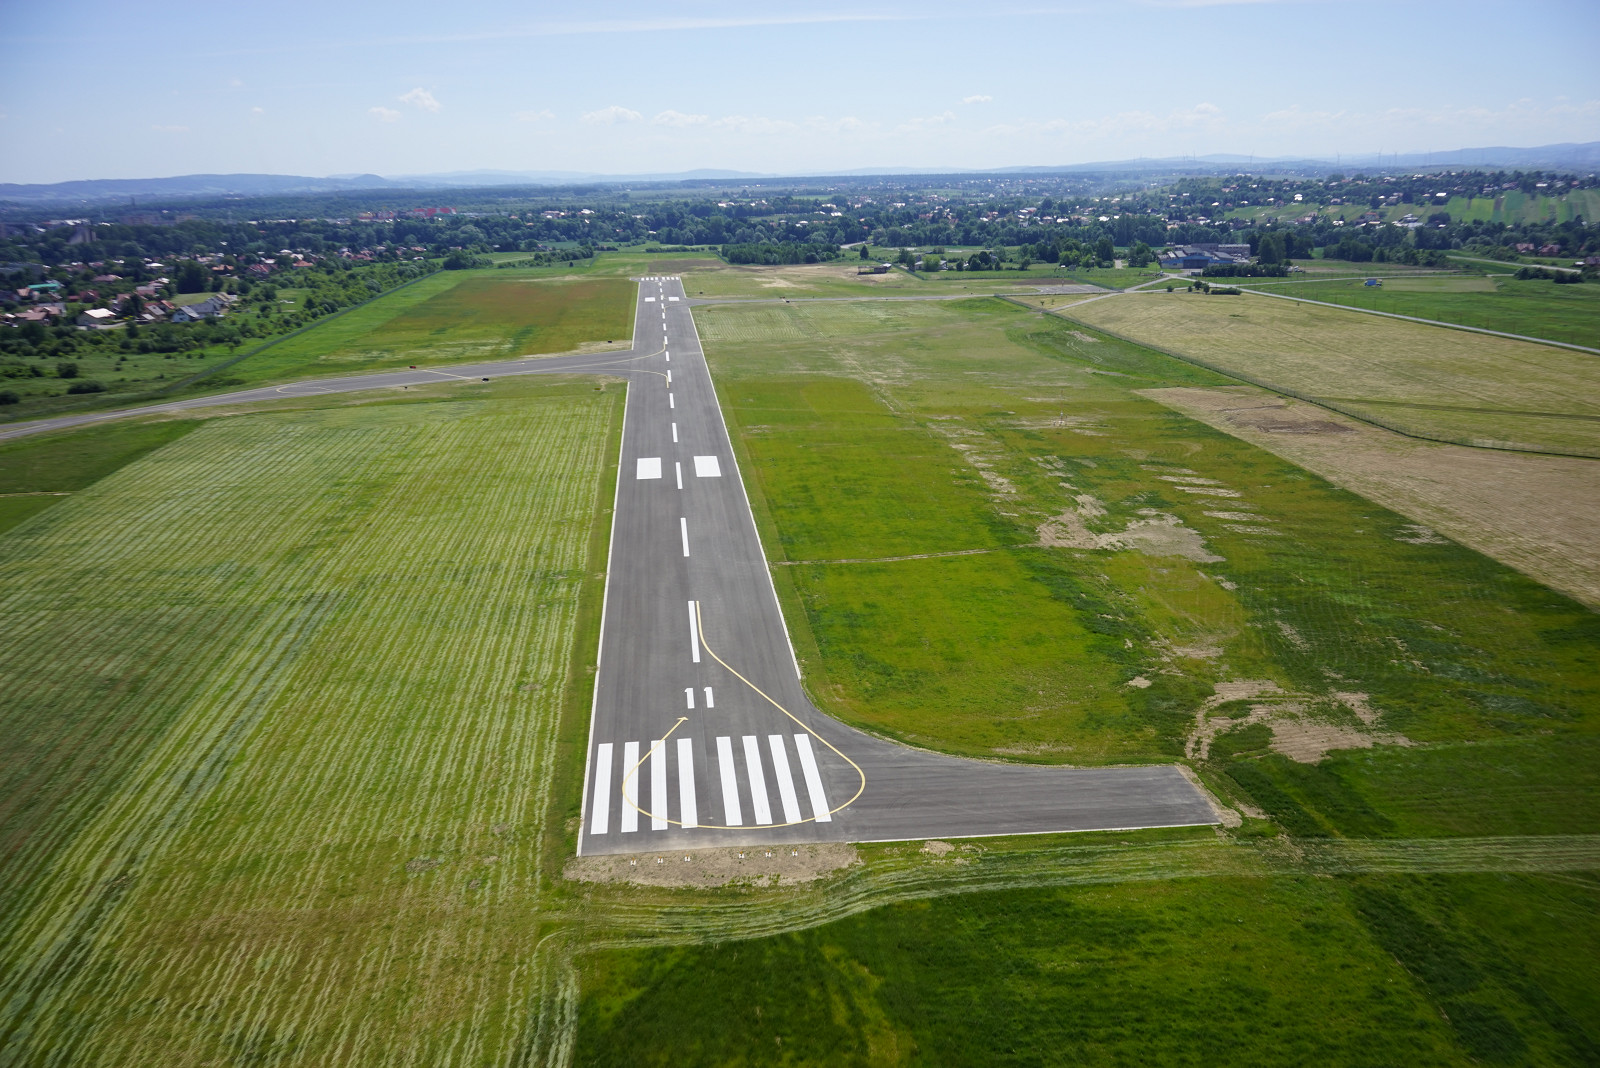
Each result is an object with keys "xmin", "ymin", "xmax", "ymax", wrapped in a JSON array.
[
  {"xmin": 1062, "ymin": 289, "xmax": 1600, "ymax": 454},
  {"xmin": 1238, "ymin": 273, "xmax": 1600, "ymax": 349},
  {"xmin": 0, "ymin": 376, "xmax": 623, "ymax": 1064}
]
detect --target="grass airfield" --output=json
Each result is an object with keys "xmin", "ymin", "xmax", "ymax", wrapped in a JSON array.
[{"xmin": 0, "ymin": 254, "xmax": 1596, "ymax": 1064}]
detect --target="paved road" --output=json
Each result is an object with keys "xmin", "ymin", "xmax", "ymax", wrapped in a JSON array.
[{"xmin": 0, "ymin": 278, "xmax": 1219, "ymax": 852}]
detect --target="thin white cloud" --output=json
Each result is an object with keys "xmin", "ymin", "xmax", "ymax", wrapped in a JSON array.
[
  {"xmin": 400, "ymin": 87, "xmax": 441, "ymax": 112},
  {"xmin": 963, "ymin": 94, "xmax": 993, "ymax": 104},
  {"xmin": 250, "ymin": 106, "xmax": 265, "ymax": 114},
  {"xmin": 515, "ymin": 108, "xmax": 555, "ymax": 122},
  {"xmin": 151, "ymin": 124, "xmax": 189, "ymax": 133},
  {"xmin": 583, "ymin": 105, "xmax": 643, "ymax": 125},
  {"xmin": 652, "ymin": 109, "xmax": 709, "ymax": 127},
  {"xmin": 897, "ymin": 111, "xmax": 957, "ymax": 132},
  {"xmin": 369, "ymin": 106, "xmax": 401, "ymax": 123}
]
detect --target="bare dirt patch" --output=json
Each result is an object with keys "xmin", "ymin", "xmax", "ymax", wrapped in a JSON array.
[
  {"xmin": 1141, "ymin": 385, "xmax": 1600, "ymax": 608},
  {"xmin": 1186, "ymin": 679, "xmax": 1413, "ymax": 763},
  {"xmin": 564, "ymin": 843, "xmax": 859, "ymax": 888}
]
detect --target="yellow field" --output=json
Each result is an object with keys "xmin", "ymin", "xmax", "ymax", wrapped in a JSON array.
[{"xmin": 1063, "ymin": 291, "xmax": 1600, "ymax": 454}]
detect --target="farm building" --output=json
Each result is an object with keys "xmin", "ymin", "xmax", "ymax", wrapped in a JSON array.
[{"xmin": 1158, "ymin": 244, "xmax": 1253, "ymax": 271}]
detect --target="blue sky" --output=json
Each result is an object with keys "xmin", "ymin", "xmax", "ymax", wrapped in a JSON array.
[{"xmin": 2, "ymin": 0, "xmax": 1597, "ymax": 183}]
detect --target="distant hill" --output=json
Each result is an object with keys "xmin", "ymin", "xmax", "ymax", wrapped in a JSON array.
[
  {"xmin": 3, "ymin": 143, "xmax": 1595, "ymax": 206},
  {"xmin": 0, "ymin": 172, "xmax": 406, "ymax": 205}
]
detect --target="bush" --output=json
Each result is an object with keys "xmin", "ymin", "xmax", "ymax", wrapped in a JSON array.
[
  {"xmin": 56, "ymin": 360, "xmax": 79, "ymax": 379},
  {"xmin": 0, "ymin": 389, "xmax": 19, "ymax": 405},
  {"xmin": 66, "ymin": 380, "xmax": 104, "ymax": 394}
]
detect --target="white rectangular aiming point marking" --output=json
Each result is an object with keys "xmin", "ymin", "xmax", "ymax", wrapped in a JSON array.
[
  {"xmin": 636, "ymin": 457, "xmax": 662, "ymax": 479},
  {"xmin": 693, "ymin": 455, "xmax": 722, "ymax": 478}
]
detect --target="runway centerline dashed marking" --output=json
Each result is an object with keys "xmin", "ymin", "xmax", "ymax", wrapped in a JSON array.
[{"xmin": 679, "ymin": 517, "xmax": 690, "ymax": 557}]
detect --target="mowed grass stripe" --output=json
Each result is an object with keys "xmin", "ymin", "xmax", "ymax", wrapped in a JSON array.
[{"xmin": 0, "ymin": 382, "xmax": 620, "ymax": 1064}]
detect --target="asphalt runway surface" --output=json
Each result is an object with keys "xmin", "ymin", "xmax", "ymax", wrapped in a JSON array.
[{"xmin": 1, "ymin": 279, "xmax": 1220, "ymax": 852}]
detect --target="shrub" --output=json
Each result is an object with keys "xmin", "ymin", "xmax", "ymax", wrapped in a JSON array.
[
  {"xmin": 66, "ymin": 380, "xmax": 104, "ymax": 394},
  {"xmin": 56, "ymin": 360, "xmax": 79, "ymax": 379},
  {"xmin": 0, "ymin": 389, "xmax": 19, "ymax": 405}
]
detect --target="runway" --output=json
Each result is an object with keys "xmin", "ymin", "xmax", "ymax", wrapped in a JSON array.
[
  {"xmin": 1, "ymin": 279, "xmax": 1219, "ymax": 852},
  {"xmin": 572, "ymin": 277, "xmax": 1216, "ymax": 855}
]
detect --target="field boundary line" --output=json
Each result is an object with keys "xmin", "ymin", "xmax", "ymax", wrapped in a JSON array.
[
  {"xmin": 1235, "ymin": 285, "xmax": 1600, "ymax": 355},
  {"xmin": 1029, "ymin": 300, "xmax": 1600, "ymax": 460}
]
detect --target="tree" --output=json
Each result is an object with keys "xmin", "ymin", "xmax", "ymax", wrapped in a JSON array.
[
  {"xmin": 1257, "ymin": 231, "xmax": 1286, "ymax": 266},
  {"xmin": 1095, "ymin": 237, "xmax": 1115, "ymax": 264},
  {"xmin": 921, "ymin": 253, "xmax": 941, "ymax": 272},
  {"xmin": 174, "ymin": 260, "xmax": 210, "ymax": 293},
  {"xmin": 1128, "ymin": 241, "xmax": 1153, "ymax": 268},
  {"xmin": 859, "ymin": 244, "xmax": 869, "ymax": 259}
]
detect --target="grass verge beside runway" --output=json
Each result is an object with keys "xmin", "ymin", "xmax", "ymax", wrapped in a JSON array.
[{"xmin": 0, "ymin": 376, "xmax": 623, "ymax": 1064}]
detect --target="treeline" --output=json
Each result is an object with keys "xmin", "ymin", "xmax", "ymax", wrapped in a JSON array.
[{"xmin": 721, "ymin": 243, "xmax": 844, "ymax": 265}]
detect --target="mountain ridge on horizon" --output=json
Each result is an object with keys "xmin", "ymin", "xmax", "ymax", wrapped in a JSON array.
[{"xmin": 3, "ymin": 142, "xmax": 1596, "ymax": 206}]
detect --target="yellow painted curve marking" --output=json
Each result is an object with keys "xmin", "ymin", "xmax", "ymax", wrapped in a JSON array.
[{"xmin": 619, "ymin": 603, "xmax": 867, "ymax": 829}]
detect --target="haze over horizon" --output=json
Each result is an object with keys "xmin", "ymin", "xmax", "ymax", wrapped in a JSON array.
[{"xmin": 3, "ymin": 0, "xmax": 1598, "ymax": 185}]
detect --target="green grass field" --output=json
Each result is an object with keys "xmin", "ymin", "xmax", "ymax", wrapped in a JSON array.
[
  {"xmin": 575, "ymin": 870, "xmax": 1600, "ymax": 1066},
  {"xmin": 0, "ymin": 376, "xmax": 623, "ymax": 1064},
  {"xmin": 194, "ymin": 271, "xmax": 635, "ymax": 391},
  {"xmin": 1063, "ymin": 290, "xmax": 1600, "ymax": 454},
  {"xmin": 1238, "ymin": 273, "xmax": 1600, "ymax": 349}
]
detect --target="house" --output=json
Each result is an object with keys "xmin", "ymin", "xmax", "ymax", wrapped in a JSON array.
[
  {"xmin": 1538, "ymin": 244, "xmax": 1561, "ymax": 257},
  {"xmin": 170, "ymin": 293, "xmax": 235, "ymax": 323},
  {"xmin": 1515, "ymin": 243, "xmax": 1536, "ymax": 253},
  {"xmin": 1158, "ymin": 244, "xmax": 1253, "ymax": 271},
  {"xmin": 76, "ymin": 307, "xmax": 116, "ymax": 328}
]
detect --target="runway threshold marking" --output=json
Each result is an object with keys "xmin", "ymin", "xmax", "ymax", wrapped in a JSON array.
[
  {"xmin": 694, "ymin": 601, "xmax": 867, "ymax": 822},
  {"xmin": 617, "ymin": 717, "xmax": 689, "ymax": 830}
]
